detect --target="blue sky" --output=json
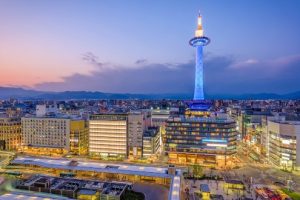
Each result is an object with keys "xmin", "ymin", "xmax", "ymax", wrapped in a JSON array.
[{"xmin": 0, "ymin": 0, "xmax": 300, "ymax": 94}]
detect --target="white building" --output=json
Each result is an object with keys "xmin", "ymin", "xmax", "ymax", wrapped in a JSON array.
[
  {"xmin": 89, "ymin": 114, "xmax": 128, "ymax": 158},
  {"xmin": 127, "ymin": 112, "xmax": 144, "ymax": 158},
  {"xmin": 36, "ymin": 104, "xmax": 58, "ymax": 117},
  {"xmin": 265, "ymin": 117, "xmax": 300, "ymax": 170},
  {"xmin": 21, "ymin": 117, "xmax": 70, "ymax": 155},
  {"xmin": 89, "ymin": 113, "xmax": 146, "ymax": 159}
]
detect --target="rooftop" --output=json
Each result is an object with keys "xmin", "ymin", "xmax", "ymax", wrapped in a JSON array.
[
  {"xmin": 143, "ymin": 127, "xmax": 159, "ymax": 137},
  {"xmin": 78, "ymin": 189, "xmax": 97, "ymax": 195},
  {"xmin": 12, "ymin": 156, "xmax": 181, "ymax": 200},
  {"xmin": 0, "ymin": 192, "xmax": 70, "ymax": 200},
  {"xmin": 168, "ymin": 115, "xmax": 235, "ymax": 123}
]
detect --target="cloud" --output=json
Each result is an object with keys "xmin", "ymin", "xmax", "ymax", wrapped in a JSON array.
[
  {"xmin": 230, "ymin": 54, "xmax": 300, "ymax": 71},
  {"xmin": 230, "ymin": 59, "xmax": 259, "ymax": 69},
  {"xmin": 268, "ymin": 54, "xmax": 300, "ymax": 67},
  {"xmin": 35, "ymin": 53, "xmax": 300, "ymax": 95},
  {"xmin": 135, "ymin": 59, "xmax": 147, "ymax": 65},
  {"xmin": 82, "ymin": 52, "xmax": 105, "ymax": 69},
  {"xmin": 35, "ymin": 60, "xmax": 195, "ymax": 94}
]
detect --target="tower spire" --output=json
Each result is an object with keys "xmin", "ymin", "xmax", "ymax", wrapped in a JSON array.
[{"xmin": 195, "ymin": 12, "xmax": 203, "ymax": 37}]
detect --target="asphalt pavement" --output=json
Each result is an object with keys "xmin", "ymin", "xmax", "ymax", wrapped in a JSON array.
[{"xmin": 133, "ymin": 182, "xmax": 169, "ymax": 200}]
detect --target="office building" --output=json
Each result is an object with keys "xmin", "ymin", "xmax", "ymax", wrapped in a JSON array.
[
  {"xmin": 165, "ymin": 110, "xmax": 237, "ymax": 166},
  {"xmin": 89, "ymin": 113, "xmax": 146, "ymax": 159},
  {"xmin": 151, "ymin": 108, "xmax": 170, "ymax": 146},
  {"xmin": 21, "ymin": 115, "xmax": 88, "ymax": 156},
  {"xmin": 0, "ymin": 116, "xmax": 21, "ymax": 151},
  {"xmin": 265, "ymin": 117, "xmax": 300, "ymax": 170},
  {"xmin": 70, "ymin": 120, "xmax": 89, "ymax": 155},
  {"xmin": 143, "ymin": 127, "xmax": 160, "ymax": 158},
  {"xmin": 127, "ymin": 113, "xmax": 143, "ymax": 159},
  {"xmin": 151, "ymin": 109, "xmax": 170, "ymax": 127},
  {"xmin": 21, "ymin": 117, "xmax": 71, "ymax": 155},
  {"xmin": 89, "ymin": 114, "xmax": 128, "ymax": 159}
]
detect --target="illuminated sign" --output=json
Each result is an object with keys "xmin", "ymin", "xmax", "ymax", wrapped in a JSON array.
[
  {"xmin": 202, "ymin": 139, "xmax": 227, "ymax": 143},
  {"xmin": 207, "ymin": 143, "xmax": 227, "ymax": 147}
]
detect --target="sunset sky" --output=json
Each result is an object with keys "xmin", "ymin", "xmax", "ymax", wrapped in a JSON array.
[{"xmin": 1, "ymin": 0, "xmax": 300, "ymax": 95}]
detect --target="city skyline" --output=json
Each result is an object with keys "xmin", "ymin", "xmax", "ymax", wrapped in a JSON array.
[{"xmin": 1, "ymin": 0, "xmax": 300, "ymax": 95}]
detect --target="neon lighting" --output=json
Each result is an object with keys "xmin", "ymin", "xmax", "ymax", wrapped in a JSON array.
[
  {"xmin": 207, "ymin": 143, "xmax": 227, "ymax": 147},
  {"xmin": 202, "ymin": 139, "xmax": 227, "ymax": 143}
]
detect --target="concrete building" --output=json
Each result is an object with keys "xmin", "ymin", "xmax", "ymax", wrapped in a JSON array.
[
  {"xmin": 151, "ymin": 109, "xmax": 170, "ymax": 127},
  {"xmin": 265, "ymin": 117, "xmax": 300, "ymax": 170},
  {"xmin": 36, "ymin": 105, "xmax": 47, "ymax": 117},
  {"xmin": 89, "ymin": 113, "xmax": 145, "ymax": 159},
  {"xmin": 89, "ymin": 114, "xmax": 128, "ymax": 159},
  {"xmin": 165, "ymin": 110, "xmax": 237, "ymax": 167},
  {"xmin": 127, "ymin": 113, "xmax": 143, "ymax": 159},
  {"xmin": 0, "ymin": 116, "xmax": 21, "ymax": 151},
  {"xmin": 21, "ymin": 117, "xmax": 71, "ymax": 155},
  {"xmin": 21, "ymin": 116, "xmax": 88, "ymax": 156},
  {"xmin": 150, "ymin": 108, "xmax": 170, "ymax": 147},
  {"xmin": 36, "ymin": 104, "xmax": 58, "ymax": 117},
  {"xmin": 143, "ymin": 127, "xmax": 160, "ymax": 158}
]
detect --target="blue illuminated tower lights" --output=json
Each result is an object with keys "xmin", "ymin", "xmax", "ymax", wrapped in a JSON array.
[{"xmin": 188, "ymin": 12, "xmax": 211, "ymax": 111}]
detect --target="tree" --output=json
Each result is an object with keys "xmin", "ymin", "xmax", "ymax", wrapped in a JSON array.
[{"xmin": 192, "ymin": 164, "xmax": 203, "ymax": 178}]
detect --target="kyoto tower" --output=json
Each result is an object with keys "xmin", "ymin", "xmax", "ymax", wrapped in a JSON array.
[{"xmin": 189, "ymin": 12, "xmax": 210, "ymax": 101}]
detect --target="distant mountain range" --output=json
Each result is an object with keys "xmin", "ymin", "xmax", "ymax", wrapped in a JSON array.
[{"xmin": 0, "ymin": 87, "xmax": 299, "ymax": 100}]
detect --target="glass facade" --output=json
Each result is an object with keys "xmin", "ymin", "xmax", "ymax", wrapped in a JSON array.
[{"xmin": 165, "ymin": 111, "xmax": 237, "ymax": 166}]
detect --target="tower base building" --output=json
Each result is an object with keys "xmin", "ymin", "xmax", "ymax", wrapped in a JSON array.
[{"xmin": 165, "ymin": 110, "xmax": 237, "ymax": 167}]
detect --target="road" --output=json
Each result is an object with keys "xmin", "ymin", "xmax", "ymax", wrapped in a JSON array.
[
  {"xmin": 233, "ymin": 142, "xmax": 300, "ymax": 192},
  {"xmin": 133, "ymin": 182, "xmax": 169, "ymax": 200}
]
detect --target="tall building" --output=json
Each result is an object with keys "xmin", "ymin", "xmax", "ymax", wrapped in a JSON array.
[
  {"xmin": 89, "ymin": 113, "xmax": 145, "ymax": 159},
  {"xmin": 70, "ymin": 120, "xmax": 89, "ymax": 155},
  {"xmin": 0, "ymin": 116, "xmax": 21, "ymax": 151},
  {"xmin": 165, "ymin": 111, "xmax": 237, "ymax": 166},
  {"xmin": 89, "ymin": 114, "xmax": 128, "ymax": 159},
  {"xmin": 21, "ymin": 115, "xmax": 88, "ymax": 156},
  {"xmin": 127, "ymin": 113, "xmax": 144, "ymax": 159},
  {"xmin": 21, "ymin": 117, "xmax": 71, "ymax": 155}
]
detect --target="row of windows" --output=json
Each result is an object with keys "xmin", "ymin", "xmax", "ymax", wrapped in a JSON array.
[{"xmin": 167, "ymin": 123, "xmax": 235, "ymax": 128}]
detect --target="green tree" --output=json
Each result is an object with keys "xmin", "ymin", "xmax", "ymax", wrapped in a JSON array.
[{"xmin": 192, "ymin": 164, "xmax": 203, "ymax": 178}]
